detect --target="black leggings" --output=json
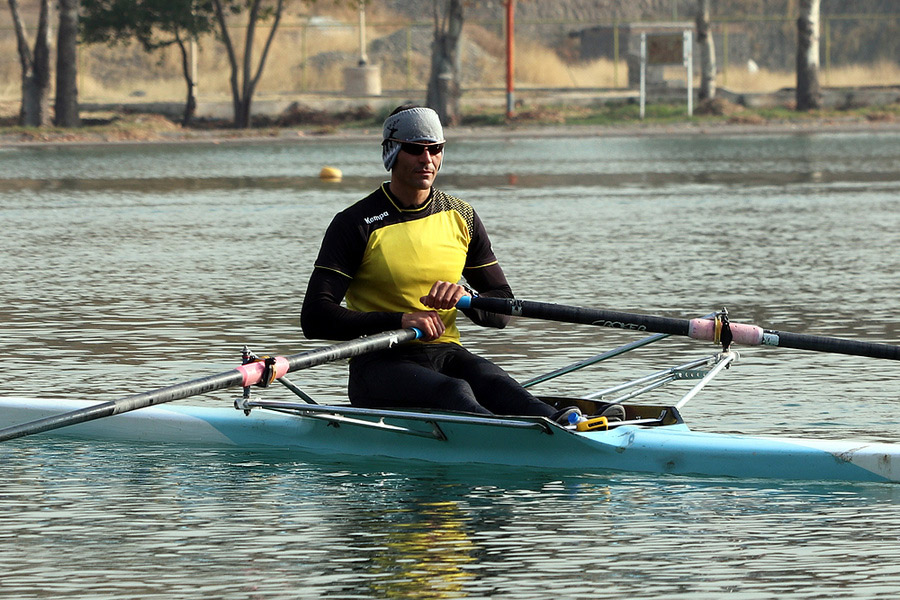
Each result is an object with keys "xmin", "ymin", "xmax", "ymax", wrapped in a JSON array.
[{"xmin": 348, "ymin": 343, "xmax": 557, "ymax": 417}]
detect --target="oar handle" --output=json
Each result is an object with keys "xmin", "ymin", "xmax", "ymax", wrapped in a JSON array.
[
  {"xmin": 457, "ymin": 296, "xmax": 900, "ymax": 361},
  {"xmin": 456, "ymin": 296, "xmax": 474, "ymax": 310}
]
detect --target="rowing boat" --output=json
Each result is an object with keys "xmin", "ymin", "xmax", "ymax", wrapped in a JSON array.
[
  {"xmin": 1, "ymin": 299, "xmax": 898, "ymax": 483},
  {"xmin": 1, "ymin": 389, "xmax": 897, "ymax": 482}
]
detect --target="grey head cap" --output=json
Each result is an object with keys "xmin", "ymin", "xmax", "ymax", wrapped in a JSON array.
[{"xmin": 381, "ymin": 107, "xmax": 445, "ymax": 171}]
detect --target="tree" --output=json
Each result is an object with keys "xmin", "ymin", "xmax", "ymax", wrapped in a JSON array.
[
  {"xmin": 796, "ymin": 0, "xmax": 822, "ymax": 111},
  {"xmin": 55, "ymin": 0, "xmax": 82, "ymax": 127},
  {"xmin": 212, "ymin": 0, "xmax": 285, "ymax": 128},
  {"xmin": 7, "ymin": 0, "xmax": 52, "ymax": 127},
  {"xmin": 426, "ymin": 0, "xmax": 464, "ymax": 127},
  {"xmin": 81, "ymin": 0, "xmax": 216, "ymax": 126},
  {"xmin": 696, "ymin": 0, "xmax": 716, "ymax": 101}
]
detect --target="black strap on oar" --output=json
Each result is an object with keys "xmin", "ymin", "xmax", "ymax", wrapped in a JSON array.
[
  {"xmin": 715, "ymin": 308, "xmax": 733, "ymax": 352},
  {"xmin": 0, "ymin": 328, "xmax": 421, "ymax": 443},
  {"xmin": 457, "ymin": 296, "xmax": 900, "ymax": 362}
]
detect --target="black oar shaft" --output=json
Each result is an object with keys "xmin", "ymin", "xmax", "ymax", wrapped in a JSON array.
[
  {"xmin": 481, "ymin": 298, "xmax": 692, "ymax": 336},
  {"xmin": 0, "ymin": 371, "xmax": 243, "ymax": 443},
  {"xmin": 766, "ymin": 330, "xmax": 899, "ymax": 360},
  {"xmin": 0, "ymin": 329, "xmax": 419, "ymax": 443},
  {"xmin": 463, "ymin": 296, "xmax": 900, "ymax": 361}
]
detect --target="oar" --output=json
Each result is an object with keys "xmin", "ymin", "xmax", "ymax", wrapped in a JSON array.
[
  {"xmin": 0, "ymin": 328, "xmax": 420, "ymax": 443},
  {"xmin": 457, "ymin": 296, "xmax": 900, "ymax": 361}
]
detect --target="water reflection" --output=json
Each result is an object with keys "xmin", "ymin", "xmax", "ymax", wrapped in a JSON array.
[
  {"xmin": 362, "ymin": 501, "xmax": 475, "ymax": 598},
  {"xmin": 5, "ymin": 439, "xmax": 900, "ymax": 599}
]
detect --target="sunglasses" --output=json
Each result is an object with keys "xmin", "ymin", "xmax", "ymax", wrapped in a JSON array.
[{"xmin": 395, "ymin": 141, "xmax": 444, "ymax": 156}]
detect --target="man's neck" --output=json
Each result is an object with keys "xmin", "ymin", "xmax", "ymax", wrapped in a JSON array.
[{"xmin": 388, "ymin": 182, "xmax": 431, "ymax": 208}]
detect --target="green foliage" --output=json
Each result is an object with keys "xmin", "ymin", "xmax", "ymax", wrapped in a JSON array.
[{"xmin": 80, "ymin": 0, "xmax": 218, "ymax": 50}]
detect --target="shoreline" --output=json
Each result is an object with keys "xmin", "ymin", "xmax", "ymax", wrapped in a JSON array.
[
  {"xmin": 2, "ymin": 83, "xmax": 898, "ymax": 147},
  {"xmin": 2, "ymin": 112, "xmax": 899, "ymax": 149}
]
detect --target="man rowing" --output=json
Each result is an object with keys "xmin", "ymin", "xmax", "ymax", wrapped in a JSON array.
[{"xmin": 301, "ymin": 104, "xmax": 593, "ymax": 424}]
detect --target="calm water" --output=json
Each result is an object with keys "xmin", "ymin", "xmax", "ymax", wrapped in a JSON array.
[{"xmin": 2, "ymin": 131, "xmax": 900, "ymax": 599}]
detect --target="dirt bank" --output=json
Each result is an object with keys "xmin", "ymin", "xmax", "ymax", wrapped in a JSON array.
[{"xmin": 1, "ymin": 98, "xmax": 899, "ymax": 148}]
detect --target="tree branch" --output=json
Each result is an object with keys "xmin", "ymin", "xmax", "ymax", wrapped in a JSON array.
[
  {"xmin": 212, "ymin": 0, "xmax": 241, "ymax": 106},
  {"xmin": 248, "ymin": 0, "xmax": 284, "ymax": 93},
  {"xmin": 7, "ymin": 0, "xmax": 34, "ymax": 71}
]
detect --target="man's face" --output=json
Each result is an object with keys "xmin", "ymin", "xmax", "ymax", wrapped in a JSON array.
[{"xmin": 391, "ymin": 142, "xmax": 444, "ymax": 191}]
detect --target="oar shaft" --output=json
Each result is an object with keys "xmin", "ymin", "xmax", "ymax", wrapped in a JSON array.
[
  {"xmin": 0, "ymin": 329, "xmax": 420, "ymax": 443},
  {"xmin": 459, "ymin": 296, "xmax": 900, "ymax": 361},
  {"xmin": 460, "ymin": 296, "xmax": 691, "ymax": 333},
  {"xmin": 766, "ymin": 330, "xmax": 900, "ymax": 360},
  {"xmin": 0, "ymin": 371, "xmax": 243, "ymax": 443}
]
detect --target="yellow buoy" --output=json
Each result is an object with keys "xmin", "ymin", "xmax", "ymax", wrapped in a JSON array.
[{"xmin": 319, "ymin": 166, "xmax": 342, "ymax": 181}]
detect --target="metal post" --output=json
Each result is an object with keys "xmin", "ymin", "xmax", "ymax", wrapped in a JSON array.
[
  {"xmin": 824, "ymin": 17, "xmax": 831, "ymax": 85},
  {"xmin": 613, "ymin": 20, "xmax": 619, "ymax": 87},
  {"xmin": 684, "ymin": 30, "xmax": 693, "ymax": 117},
  {"xmin": 357, "ymin": 1, "xmax": 368, "ymax": 66},
  {"xmin": 505, "ymin": 0, "xmax": 516, "ymax": 118},
  {"xmin": 640, "ymin": 32, "xmax": 646, "ymax": 119},
  {"xmin": 301, "ymin": 23, "xmax": 308, "ymax": 91},
  {"xmin": 189, "ymin": 38, "xmax": 198, "ymax": 100},
  {"xmin": 722, "ymin": 24, "xmax": 729, "ymax": 87}
]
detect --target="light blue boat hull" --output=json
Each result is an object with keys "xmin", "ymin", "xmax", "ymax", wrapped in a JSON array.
[{"xmin": 1, "ymin": 396, "xmax": 897, "ymax": 483}]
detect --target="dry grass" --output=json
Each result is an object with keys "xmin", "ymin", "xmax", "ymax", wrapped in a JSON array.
[
  {"xmin": 821, "ymin": 60, "xmax": 900, "ymax": 88},
  {"xmin": 78, "ymin": 41, "xmax": 187, "ymax": 102},
  {"xmin": 0, "ymin": 38, "xmax": 20, "ymax": 99},
  {"xmin": 74, "ymin": 25, "xmax": 358, "ymax": 102},
  {"xmin": 720, "ymin": 66, "xmax": 795, "ymax": 92},
  {"xmin": 2, "ymin": 9, "xmax": 899, "ymax": 108},
  {"xmin": 720, "ymin": 60, "xmax": 900, "ymax": 92},
  {"xmin": 516, "ymin": 42, "xmax": 627, "ymax": 88}
]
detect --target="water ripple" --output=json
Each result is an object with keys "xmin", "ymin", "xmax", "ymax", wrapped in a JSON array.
[{"xmin": 2, "ymin": 133, "xmax": 900, "ymax": 599}]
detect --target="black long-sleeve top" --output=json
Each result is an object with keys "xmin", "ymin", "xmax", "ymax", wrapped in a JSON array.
[{"xmin": 301, "ymin": 184, "xmax": 513, "ymax": 342}]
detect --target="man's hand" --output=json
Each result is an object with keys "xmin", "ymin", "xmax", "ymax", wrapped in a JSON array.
[
  {"xmin": 420, "ymin": 281, "xmax": 466, "ymax": 310},
  {"xmin": 401, "ymin": 282, "xmax": 466, "ymax": 341},
  {"xmin": 401, "ymin": 311, "xmax": 445, "ymax": 341}
]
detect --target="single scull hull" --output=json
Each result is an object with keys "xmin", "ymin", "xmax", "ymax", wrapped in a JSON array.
[{"xmin": 1, "ymin": 396, "xmax": 897, "ymax": 483}]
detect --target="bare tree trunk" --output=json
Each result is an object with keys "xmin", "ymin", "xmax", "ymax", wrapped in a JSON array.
[
  {"xmin": 426, "ymin": 0, "xmax": 464, "ymax": 126},
  {"xmin": 212, "ymin": 0, "xmax": 284, "ymax": 128},
  {"xmin": 174, "ymin": 32, "xmax": 197, "ymax": 126},
  {"xmin": 54, "ymin": 0, "xmax": 81, "ymax": 127},
  {"xmin": 796, "ymin": 0, "xmax": 822, "ymax": 111},
  {"xmin": 8, "ymin": 0, "xmax": 52, "ymax": 127},
  {"xmin": 696, "ymin": 0, "xmax": 716, "ymax": 101}
]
